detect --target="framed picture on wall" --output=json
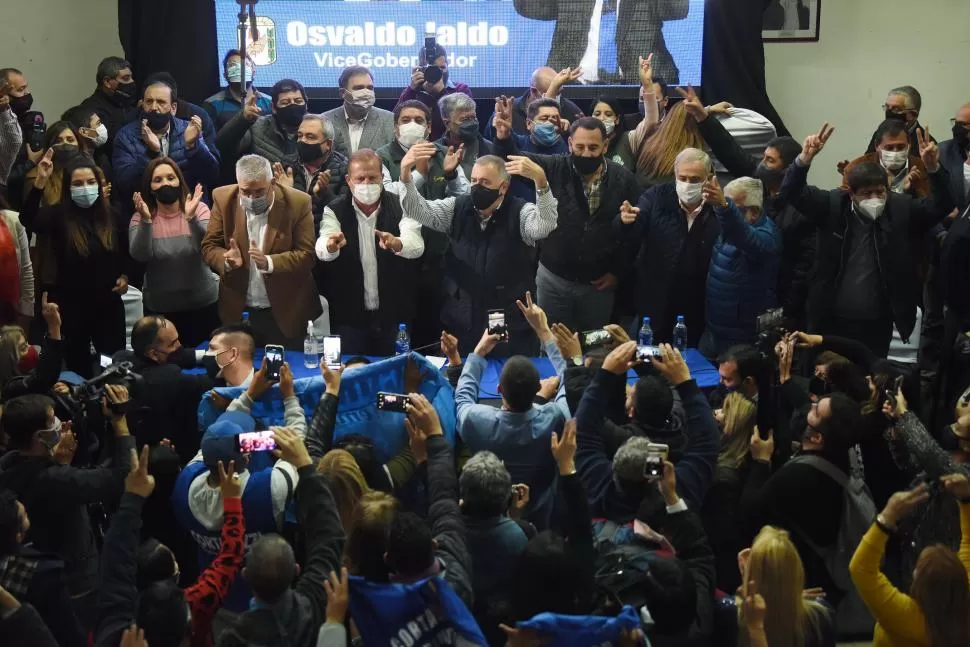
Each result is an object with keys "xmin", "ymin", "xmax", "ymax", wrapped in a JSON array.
[{"xmin": 762, "ymin": 0, "xmax": 821, "ymax": 42}]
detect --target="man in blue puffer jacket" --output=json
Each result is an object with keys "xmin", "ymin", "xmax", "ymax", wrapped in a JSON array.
[{"xmin": 701, "ymin": 176, "xmax": 782, "ymax": 357}]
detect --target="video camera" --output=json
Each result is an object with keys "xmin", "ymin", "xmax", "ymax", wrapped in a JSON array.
[
  {"xmin": 754, "ymin": 307, "xmax": 785, "ymax": 361},
  {"xmin": 422, "ymin": 32, "xmax": 444, "ymax": 85},
  {"xmin": 23, "ymin": 111, "xmax": 45, "ymax": 153},
  {"xmin": 70, "ymin": 361, "xmax": 144, "ymax": 405}
]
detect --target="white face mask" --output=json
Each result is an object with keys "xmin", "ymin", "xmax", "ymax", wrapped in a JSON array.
[
  {"xmin": 601, "ymin": 118, "xmax": 615, "ymax": 136},
  {"xmin": 397, "ymin": 122, "xmax": 427, "ymax": 150},
  {"xmin": 346, "ymin": 88, "xmax": 375, "ymax": 110},
  {"xmin": 880, "ymin": 148, "xmax": 909, "ymax": 172},
  {"xmin": 352, "ymin": 182, "xmax": 382, "ymax": 206},
  {"xmin": 92, "ymin": 124, "xmax": 109, "ymax": 148},
  {"xmin": 856, "ymin": 197, "xmax": 887, "ymax": 220},
  {"xmin": 676, "ymin": 180, "xmax": 705, "ymax": 205}
]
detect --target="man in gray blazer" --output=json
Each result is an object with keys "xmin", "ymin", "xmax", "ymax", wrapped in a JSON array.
[{"xmin": 322, "ymin": 66, "xmax": 395, "ymax": 157}]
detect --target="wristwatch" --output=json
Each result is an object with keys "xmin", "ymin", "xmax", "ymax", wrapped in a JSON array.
[{"xmin": 536, "ymin": 184, "xmax": 551, "ymax": 196}]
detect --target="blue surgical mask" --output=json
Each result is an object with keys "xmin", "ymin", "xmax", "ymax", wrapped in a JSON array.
[
  {"xmin": 532, "ymin": 122, "xmax": 561, "ymax": 147},
  {"xmin": 70, "ymin": 185, "xmax": 99, "ymax": 208},
  {"xmin": 226, "ymin": 62, "xmax": 253, "ymax": 84},
  {"xmin": 37, "ymin": 417, "xmax": 62, "ymax": 450}
]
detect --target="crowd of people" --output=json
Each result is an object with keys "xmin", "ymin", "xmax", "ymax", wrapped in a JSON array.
[{"xmin": 0, "ymin": 36, "xmax": 969, "ymax": 647}]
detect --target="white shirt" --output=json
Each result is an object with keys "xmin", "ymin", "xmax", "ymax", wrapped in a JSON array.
[
  {"xmin": 345, "ymin": 108, "xmax": 366, "ymax": 153},
  {"xmin": 243, "ymin": 202, "xmax": 275, "ymax": 308},
  {"xmin": 315, "ymin": 198, "xmax": 425, "ymax": 311},
  {"xmin": 579, "ymin": 0, "xmax": 609, "ymax": 83},
  {"xmin": 963, "ymin": 159, "xmax": 970, "ymax": 197}
]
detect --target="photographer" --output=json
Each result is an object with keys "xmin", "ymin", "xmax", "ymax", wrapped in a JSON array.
[
  {"xmin": 0, "ymin": 385, "xmax": 135, "ymax": 633},
  {"xmin": 395, "ymin": 42, "xmax": 472, "ymax": 141},
  {"xmin": 0, "ymin": 292, "xmax": 61, "ymax": 401}
]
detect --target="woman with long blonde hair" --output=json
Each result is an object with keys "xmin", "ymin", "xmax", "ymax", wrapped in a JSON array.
[
  {"xmin": 737, "ymin": 526, "xmax": 834, "ymax": 647},
  {"xmin": 634, "ymin": 101, "xmax": 706, "ymax": 185},
  {"xmin": 718, "ymin": 393, "xmax": 758, "ymax": 470}
]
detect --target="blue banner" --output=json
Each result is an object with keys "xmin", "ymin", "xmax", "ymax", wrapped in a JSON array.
[
  {"xmin": 214, "ymin": 0, "xmax": 705, "ymax": 89},
  {"xmin": 197, "ymin": 353, "xmax": 457, "ymax": 463}
]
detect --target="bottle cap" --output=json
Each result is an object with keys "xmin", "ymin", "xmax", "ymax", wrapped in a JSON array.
[{"xmin": 399, "ymin": 323, "xmax": 406, "ymax": 330}]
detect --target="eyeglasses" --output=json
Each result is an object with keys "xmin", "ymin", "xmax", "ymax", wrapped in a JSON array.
[
  {"xmin": 882, "ymin": 104, "xmax": 911, "ymax": 115},
  {"xmin": 951, "ymin": 118, "xmax": 970, "ymax": 128}
]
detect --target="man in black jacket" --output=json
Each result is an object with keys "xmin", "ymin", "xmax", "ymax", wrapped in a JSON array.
[
  {"xmin": 779, "ymin": 123, "xmax": 954, "ymax": 357},
  {"xmin": 483, "ymin": 66, "xmax": 585, "ymax": 140},
  {"xmin": 680, "ymin": 89, "xmax": 814, "ymax": 327},
  {"xmin": 78, "ymin": 56, "xmax": 138, "ymax": 159},
  {"xmin": 493, "ymin": 100, "xmax": 642, "ymax": 332}
]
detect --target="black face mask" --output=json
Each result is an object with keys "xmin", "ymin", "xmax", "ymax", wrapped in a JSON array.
[
  {"xmin": 143, "ymin": 111, "xmax": 171, "ymax": 131},
  {"xmin": 154, "ymin": 184, "xmax": 182, "ymax": 205},
  {"xmin": 571, "ymin": 153, "xmax": 602, "ymax": 176},
  {"xmin": 9, "ymin": 93, "xmax": 33, "ymax": 117},
  {"xmin": 276, "ymin": 103, "xmax": 307, "ymax": 128},
  {"xmin": 458, "ymin": 120, "xmax": 480, "ymax": 143},
  {"xmin": 754, "ymin": 161, "xmax": 785, "ymax": 187},
  {"xmin": 952, "ymin": 123, "xmax": 970, "ymax": 147},
  {"xmin": 297, "ymin": 141, "xmax": 324, "ymax": 163},
  {"xmin": 470, "ymin": 184, "xmax": 500, "ymax": 211},
  {"xmin": 52, "ymin": 145, "xmax": 79, "ymax": 166},
  {"xmin": 808, "ymin": 375, "xmax": 831, "ymax": 397},
  {"xmin": 885, "ymin": 109, "xmax": 908, "ymax": 124},
  {"xmin": 114, "ymin": 81, "xmax": 137, "ymax": 104}
]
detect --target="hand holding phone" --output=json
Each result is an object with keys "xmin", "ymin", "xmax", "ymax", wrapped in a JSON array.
[
  {"xmin": 237, "ymin": 430, "xmax": 277, "ymax": 453},
  {"xmin": 264, "ymin": 345, "xmax": 284, "ymax": 382},
  {"xmin": 487, "ymin": 309, "xmax": 508, "ymax": 341},
  {"xmin": 377, "ymin": 392, "xmax": 411, "ymax": 413},
  {"xmin": 323, "ymin": 335, "xmax": 341, "ymax": 370}
]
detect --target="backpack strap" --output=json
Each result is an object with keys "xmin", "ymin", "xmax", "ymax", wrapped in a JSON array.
[{"xmin": 788, "ymin": 454, "xmax": 848, "ymax": 489}]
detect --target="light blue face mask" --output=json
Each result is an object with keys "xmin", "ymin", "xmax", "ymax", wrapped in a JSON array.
[
  {"xmin": 226, "ymin": 62, "xmax": 254, "ymax": 84},
  {"xmin": 70, "ymin": 184, "xmax": 99, "ymax": 208},
  {"xmin": 532, "ymin": 122, "xmax": 561, "ymax": 147}
]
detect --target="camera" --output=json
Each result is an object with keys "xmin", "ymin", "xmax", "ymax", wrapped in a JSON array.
[
  {"xmin": 70, "ymin": 361, "xmax": 143, "ymax": 404},
  {"xmin": 422, "ymin": 33, "xmax": 444, "ymax": 85},
  {"xmin": 24, "ymin": 111, "xmax": 45, "ymax": 152},
  {"xmin": 754, "ymin": 307, "xmax": 785, "ymax": 360},
  {"xmin": 581, "ymin": 329, "xmax": 611, "ymax": 351},
  {"xmin": 642, "ymin": 443, "xmax": 668, "ymax": 479}
]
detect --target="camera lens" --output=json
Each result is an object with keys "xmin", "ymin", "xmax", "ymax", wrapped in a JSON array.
[{"xmin": 424, "ymin": 65, "xmax": 443, "ymax": 84}]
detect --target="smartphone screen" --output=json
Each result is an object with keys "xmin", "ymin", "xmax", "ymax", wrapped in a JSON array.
[
  {"xmin": 99, "ymin": 354, "xmax": 113, "ymax": 368},
  {"xmin": 237, "ymin": 430, "xmax": 277, "ymax": 452},
  {"xmin": 323, "ymin": 336, "xmax": 341, "ymax": 370},
  {"xmin": 265, "ymin": 345, "xmax": 284, "ymax": 381},
  {"xmin": 637, "ymin": 345, "xmax": 661, "ymax": 361},
  {"xmin": 487, "ymin": 309, "xmax": 507, "ymax": 340},
  {"xmin": 582, "ymin": 329, "xmax": 610, "ymax": 349},
  {"xmin": 377, "ymin": 392, "xmax": 411, "ymax": 413}
]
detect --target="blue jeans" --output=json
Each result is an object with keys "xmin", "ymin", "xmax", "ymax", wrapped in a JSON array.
[{"xmin": 535, "ymin": 263, "xmax": 615, "ymax": 333}]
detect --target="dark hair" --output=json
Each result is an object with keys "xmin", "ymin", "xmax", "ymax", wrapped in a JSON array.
[
  {"xmin": 652, "ymin": 77, "xmax": 669, "ymax": 98},
  {"xmin": 718, "ymin": 345, "xmax": 761, "ymax": 382},
  {"xmin": 96, "ymin": 56, "xmax": 132, "ymax": 85},
  {"xmin": 136, "ymin": 581, "xmax": 190, "ymax": 647},
  {"xmin": 140, "ymin": 157, "xmax": 188, "ymax": 213},
  {"xmin": 270, "ymin": 79, "xmax": 307, "ymax": 106},
  {"xmin": 60, "ymin": 155, "xmax": 115, "ymax": 257},
  {"xmin": 385, "ymin": 511, "xmax": 434, "ymax": 576},
  {"xmin": 418, "ymin": 43, "xmax": 447, "ymax": 66},
  {"xmin": 765, "ymin": 136, "xmax": 803, "ymax": 167},
  {"xmin": 569, "ymin": 116, "xmax": 608, "ymax": 140},
  {"xmin": 499, "ymin": 356, "xmax": 541, "ymax": 412},
  {"xmin": 874, "ymin": 119, "xmax": 909, "ymax": 146},
  {"xmin": 527, "ymin": 98, "xmax": 561, "ymax": 122},
  {"xmin": 0, "ymin": 490, "xmax": 22, "ymax": 556},
  {"xmin": 846, "ymin": 160, "xmax": 890, "ymax": 192},
  {"xmin": 142, "ymin": 72, "xmax": 178, "ymax": 104},
  {"xmin": 513, "ymin": 531, "xmax": 588, "ymax": 621},
  {"xmin": 136, "ymin": 538, "xmax": 176, "ymax": 590},
  {"xmin": 393, "ymin": 100, "xmax": 431, "ymax": 125},
  {"xmin": 335, "ymin": 434, "xmax": 391, "ymax": 492},
  {"xmin": 816, "ymin": 392, "xmax": 863, "ymax": 453},
  {"xmin": 338, "ymin": 65, "xmax": 373, "ymax": 89},
  {"xmin": 62, "ymin": 105, "xmax": 98, "ymax": 130},
  {"xmin": 640, "ymin": 556, "xmax": 698, "ymax": 634},
  {"xmin": 44, "ymin": 120, "xmax": 82, "ymax": 154},
  {"xmin": 591, "ymin": 96, "xmax": 626, "ymax": 134},
  {"xmin": 222, "ymin": 49, "xmax": 256, "ymax": 71},
  {"xmin": 131, "ymin": 315, "xmax": 168, "ymax": 359},
  {"xmin": 344, "ymin": 356, "xmax": 372, "ymax": 368},
  {"xmin": 211, "ymin": 324, "xmax": 256, "ymax": 358},
  {"xmin": 1, "ymin": 394, "xmax": 53, "ymax": 448},
  {"xmin": 634, "ymin": 376, "xmax": 673, "ymax": 427},
  {"xmin": 247, "ymin": 534, "xmax": 297, "ymax": 603},
  {"xmin": 825, "ymin": 362, "xmax": 871, "ymax": 403}
]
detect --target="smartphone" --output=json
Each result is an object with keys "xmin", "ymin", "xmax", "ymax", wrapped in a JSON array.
[
  {"xmin": 264, "ymin": 344, "xmax": 284, "ymax": 382},
  {"xmin": 884, "ymin": 375, "xmax": 905, "ymax": 408},
  {"xmin": 637, "ymin": 345, "xmax": 662, "ymax": 361},
  {"xmin": 323, "ymin": 335, "xmax": 341, "ymax": 370},
  {"xmin": 487, "ymin": 309, "xmax": 508, "ymax": 341},
  {"xmin": 643, "ymin": 443, "xmax": 669, "ymax": 479},
  {"xmin": 377, "ymin": 392, "xmax": 411, "ymax": 413},
  {"xmin": 237, "ymin": 430, "xmax": 277, "ymax": 453},
  {"xmin": 581, "ymin": 329, "xmax": 611, "ymax": 350},
  {"xmin": 510, "ymin": 484, "xmax": 527, "ymax": 503},
  {"xmin": 99, "ymin": 354, "xmax": 113, "ymax": 369}
]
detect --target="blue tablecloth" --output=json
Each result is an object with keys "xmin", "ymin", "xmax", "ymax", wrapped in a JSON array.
[{"xmin": 227, "ymin": 348, "xmax": 719, "ymax": 396}]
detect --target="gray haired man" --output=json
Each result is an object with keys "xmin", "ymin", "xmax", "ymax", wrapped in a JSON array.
[{"xmin": 436, "ymin": 93, "xmax": 492, "ymax": 179}]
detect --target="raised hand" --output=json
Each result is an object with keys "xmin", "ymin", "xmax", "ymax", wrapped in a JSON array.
[
  {"xmin": 400, "ymin": 141, "xmax": 437, "ymax": 182},
  {"xmin": 243, "ymin": 89, "xmax": 262, "ymax": 121},
  {"xmin": 880, "ymin": 483, "xmax": 930, "ymax": 528},
  {"xmin": 40, "ymin": 291, "xmax": 61, "ymax": 332},
  {"xmin": 272, "ymin": 161, "xmax": 295, "ymax": 188},
  {"xmin": 798, "ymin": 122, "xmax": 835, "ymax": 164},
  {"xmin": 676, "ymin": 85, "xmax": 708, "ymax": 122},
  {"xmin": 538, "ymin": 376, "xmax": 560, "ymax": 401},
  {"xmin": 548, "ymin": 66, "xmax": 583, "ymax": 97},
  {"xmin": 248, "ymin": 239, "xmax": 268, "ymax": 271},
  {"xmin": 917, "ymin": 126, "xmax": 939, "ymax": 171},
  {"xmin": 551, "ymin": 322, "xmax": 582, "ymax": 360},
  {"xmin": 550, "ymin": 418, "xmax": 577, "ymax": 475},
  {"xmin": 702, "ymin": 175, "xmax": 726, "ymax": 208},
  {"xmin": 602, "ymin": 340, "xmax": 637, "ymax": 375},
  {"xmin": 120, "ymin": 624, "xmax": 149, "ymax": 647},
  {"xmin": 279, "ymin": 362, "xmax": 295, "ymax": 398},
  {"xmin": 443, "ymin": 144, "xmax": 465, "ymax": 176},
  {"xmin": 271, "ymin": 426, "xmax": 313, "ymax": 468},
  {"xmin": 492, "ymin": 96, "xmax": 513, "ymax": 140},
  {"xmin": 185, "ymin": 184, "xmax": 203, "ymax": 220},
  {"xmin": 321, "ymin": 361, "xmax": 343, "ymax": 396},
  {"xmin": 902, "ymin": 165, "xmax": 924, "ymax": 193},
  {"xmin": 184, "ymin": 115, "xmax": 203, "ymax": 149},
  {"xmin": 375, "ymin": 229, "xmax": 403, "ymax": 253},
  {"xmin": 112, "ymin": 275, "xmax": 129, "ymax": 294},
  {"xmin": 409, "ymin": 67, "xmax": 426, "ymax": 91},
  {"xmin": 325, "ymin": 231, "xmax": 347, "ymax": 254},
  {"xmin": 515, "ymin": 290, "xmax": 549, "ymax": 334},
  {"xmin": 650, "ymin": 343, "xmax": 691, "ymax": 386},
  {"xmin": 26, "ymin": 141, "xmax": 46, "ymax": 165},
  {"xmin": 406, "ymin": 393, "xmax": 443, "ymax": 438},
  {"xmin": 749, "ymin": 427, "xmax": 775, "ymax": 463},
  {"xmin": 141, "ymin": 119, "xmax": 161, "ymax": 153},
  {"xmin": 505, "ymin": 155, "xmax": 547, "ymax": 186},
  {"xmin": 133, "ymin": 191, "xmax": 152, "ymax": 222},
  {"xmin": 218, "ymin": 460, "xmax": 242, "ymax": 498},
  {"xmin": 324, "ymin": 568, "xmax": 351, "ymax": 624},
  {"xmin": 619, "ymin": 199, "xmax": 640, "ymax": 225},
  {"xmin": 440, "ymin": 330, "xmax": 461, "ymax": 365},
  {"xmin": 124, "ymin": 444, "xmax": 155, "ymax": 498},
  {"xmin": 473, "ymin": 327, "xmax": 503, "ymax": 358},
  {"xmin": 33, "ymin": 148, "xmax": 54, "ymax": 188},
  {"xmin": 224, "ymin": 238, "xmax": 244, "ymax": 270},
  {"xmin": 638, "ymin": 53, "xmax": 654, "ymax": 87},
  {"xmin": 52, "ymin": 425, "xmax": 77, "ymax": 465}
]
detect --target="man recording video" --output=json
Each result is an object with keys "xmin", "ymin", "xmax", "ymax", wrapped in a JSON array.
[{"xmin": 395, "ymin": 39, "xmax": 473, "ymax": 141}]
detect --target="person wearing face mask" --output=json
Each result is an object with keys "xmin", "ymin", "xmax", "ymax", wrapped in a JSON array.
[
  {"xmin": 0, "ymin": 70, "xmax": 25, "ymax": 197},
  {"xmin": 843, "ymin": 120, "xmax": 931, "ymax": 198},
  {"xmin": 321, "ymin": 65, "xmax": 394, "ymax": 158},
  {"xmin": 201, "ymin": 323, "xmax": 257, "ymax": 389},
  {"xmin": 0, "ymin": 387, "xmax": 135, "ymax": 634},
  {"xmin": 436, "ymin": 93, "xmax": 491, "ymax": 181},
  {"xmin": 216, "ymin": 78, "xmax": 310, "ymax": 173},
  {"xmin": 939, "ymin": 102, "xmax": 970, "ymax": 214},
  {"xmin": 779, "ymin": 122, "xmax": 954, "ymax": 358},
  {"xmin": 79, "ymin": 57, "xmax": 138, "ymax": 156},
  {"xmin": 316, "ymin": 150, "xmax": 425, "ymax": 355},
  {"xmin": 618, "ymin": 147, "xmax": 721, "ymax": 347},
  {"xmin": 504, "ymin": 99, "xmax": 566, "ymax": 203},
  {"xmin": 143, "ymin": 72, "xmax": 221, "ymax": 166},
  {"xmin": 0, "ymin": 293, "xmax": 59, "ymax": 401},
  {"xmin": 203, "ymin": 49, "xmax": 273, "ymax": 131},
  {"xmin": 396, "ymin": 42, "xmax": 473, "ymax": 141},
  {"xmin": 494, "ymin": 100, "xmax": 642, "ymax": 333},
  {"xmin": 62, "ymin": 106, "xmax": 113, "ymax": 182},
  {"xmin": 113, "ymin": 79, "xmax": 219, "ymax": 216},
  {"xmin": 128, "ymin": 158, "xmax": 219, "ymax": 346},
  {"xmin": 483, "ymin": 67, "xmax": 585, "ymax": 141},
  {"xmin": 865, "ymin": 85, "xmax": 935, "ymax": 155},
  {"xmin": 399, "ymin": 152, "xmax": 557, "ymax": 356},
  {"xmin": 272, "ymin": 113, "xmax": 348, "ymax": 211},
  {"xmin": 21, "ymin": 153, "xmax": 128, "ymax": 376},
  {"xmin": 202, "ymin": 154, "xmax": 321, "ymax": 349}
]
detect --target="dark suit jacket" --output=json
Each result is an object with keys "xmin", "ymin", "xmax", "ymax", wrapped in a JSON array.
[
  {"xmin": 321, "ymin": 105, "xmax": 395, "ymax": 158},
  {"xmin": 939, "ymin": 138, "xmax": 970, "ymax": 211},
  {"xmin": 201, "ymin": 183, "xmax": 321, "ymax": 338}
]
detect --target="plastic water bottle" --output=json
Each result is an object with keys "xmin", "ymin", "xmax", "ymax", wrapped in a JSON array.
[
  {"xmin": 303, "ymin": 321, "xmax": 319, "ymax": 369},
  {"xmin": 241, "ymin": 311, "xmax": 250, "ymax": 326},
  {"xmin": 395, "ymin": 323, "xmax": 411, "ymax": 355},
  {"xmin": 673, "ymin": 315, "xmax": 688, "ymax": 352},
  {"xmin": 638, "ymin": 316, "xmax": 653, "ymax": 347}
]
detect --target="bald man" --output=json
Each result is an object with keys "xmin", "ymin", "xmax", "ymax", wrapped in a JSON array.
[
  {"xmin": 483, "ymin": 67, "xmax": 585, "ymax": 140},
  {"xmin": 940, "ymin": 102, "xmax": 970, "ymax": 212}
]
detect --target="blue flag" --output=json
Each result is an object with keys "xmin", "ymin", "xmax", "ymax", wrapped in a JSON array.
[
  {"xmin": 197, "ymin": 353, "xmax": 457, "ymax": 463},
  {"xmin": 517, "ymin": 605, "xmax": 642, "ymax": 646}
]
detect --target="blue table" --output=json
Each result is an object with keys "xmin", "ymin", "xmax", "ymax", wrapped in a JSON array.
[{"xmin": 230, "ymin": 348, "xmax": 719, "ymax": 396}]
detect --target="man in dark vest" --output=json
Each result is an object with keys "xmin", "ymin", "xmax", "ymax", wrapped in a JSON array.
[
  {"xmin": 315, "ymin": 149, "xmax": 425, "ymax": 354},
  {"xmin": 399, "ymin": 151, "xmax": 558, "ymax": 357}
]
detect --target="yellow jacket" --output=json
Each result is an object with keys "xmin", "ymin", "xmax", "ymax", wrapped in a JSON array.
[{"xmin": 849, "ymin": 502, "xmax": 970, "ymax": 647}]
